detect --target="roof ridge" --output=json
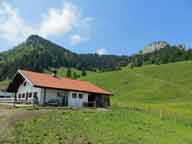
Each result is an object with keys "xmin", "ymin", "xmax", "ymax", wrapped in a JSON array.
[
  {"xmin": 60, "ymin": 77, "xmax": 88, "ymax": 82},
  {"xmin": 18, "ymin": 69, "xmax": 112, "ymax": 95},
  {"xmin": 21, "ymin": 69, "xmax": 81, "ymax": 81},
  {"xmin": 20, "ymin": 69, "xmax": 50, "ymax": 75}
]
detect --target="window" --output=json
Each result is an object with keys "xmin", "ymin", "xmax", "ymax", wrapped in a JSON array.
[
  {"xmin": 72, "ymin": 93, "xmax": 77, "ymax": 99},
  {"xmin": 18, "ymin": 94, "xmax": 21, "ymax": 99},
  {"xmin": 79, "ymin": 94, "xmax": 83, "ymax": 99},
  {"xmin": 57, "ymin": 92, "xmax": 60, "ymax": 97},
  {"xmin": 33, "ymin": 92, "xmax": 39, "ymax": 104},
  {"xmin": 23, "ymin": 82, "xmax": 27, "ymax": 86},
  {"xmin": 22, "ymin": 93, "xmax": 25, "ymax": 98},
  {"xmin": 57, "ymin": 92, "xmax": 63, "ymax": 97},
  {"xmin": 28, "ymin": 93, "xmax": 32, "ymax": 98},
  {"xmin": 34, "ymin": 92, "xmax": 38, "ymax": 98}
]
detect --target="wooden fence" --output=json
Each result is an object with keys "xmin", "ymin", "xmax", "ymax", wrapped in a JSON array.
[
  {"xmin": 0, "ymin": 91, "xmax": 15, "ymax": 103},
  {"xmin": 0, "ymin": 97, "xmax": 15, "ymax": 103}
]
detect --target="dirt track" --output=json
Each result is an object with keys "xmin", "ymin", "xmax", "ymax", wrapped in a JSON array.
[{"xmin": 0, "ymin": 105, "xmax": 47, "ymax": 143}]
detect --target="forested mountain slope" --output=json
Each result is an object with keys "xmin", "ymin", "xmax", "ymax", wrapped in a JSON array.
[{"xmin": 0, "ymin": 35, "xmax": 128, "ymax": 80}]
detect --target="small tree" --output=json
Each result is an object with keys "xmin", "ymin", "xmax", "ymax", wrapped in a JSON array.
[
  {"xmin": 73, "ymin": 72, "xmax": 78, "ymax": 79},
  {"xmin": 66, "ymin": 68, "xmax": 72, "ymax": 78},
  {"xmin": 81, "ymin": 70, "xmax": 87, "ymax": 76},
  {"xmin": 130, "ymin": 63, "xmax": 134, "ymax": 69}
]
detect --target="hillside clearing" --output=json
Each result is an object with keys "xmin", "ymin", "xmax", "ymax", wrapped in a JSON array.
[
  {"xmin": 82, "ymin": 61, "xmax": 192, "ymax": 106},
  {"xmin": 2, "ymin": 61, "xmax": 192, "ymax": 143}
]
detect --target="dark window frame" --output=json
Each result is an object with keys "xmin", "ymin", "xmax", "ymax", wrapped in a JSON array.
[
  {"xmin": 28, "ymin": 93, "xmax": 32, "ymax": 98},
  {"xmin": 34, "ymin": 92, "xmax": 38, "ymax": 99},
  {"xmin": 72, "ymin": 93, "xmax": 77, "ymax": 99},
  {"xmin": 18, "ymin": 94, "xmax": 21, "ymax": 99},
  {"xmin": 22, "ymin": 93, "xmax": 25, "ymax": 98},
  {"xmin": 79, "ymin": 94, "xmax": 83, "ymax": 99}
]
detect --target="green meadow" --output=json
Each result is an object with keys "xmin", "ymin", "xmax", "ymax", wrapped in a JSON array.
[
  {"xmin": 83, "ymin": 61, "xmax": 192, "ymax": 105},
  {"xmin": 0, "ymin": 80, "xmax": 10, "ymax": 90},
  {"xmin": 14, "ymin": 108, "xmax": 192, "ymax": 144},
  {"xmin": 3, "ymin": 61, "xmax": 192, "ymax": 143}
]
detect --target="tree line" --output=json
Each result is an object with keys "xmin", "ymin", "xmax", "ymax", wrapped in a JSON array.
[
  {"xmin": 66, "ymin": 68, "xmax": 87, "ymax": 79},
  {"xmin": 128, "ymin": 45, "xmax": 192, "ymax": 68},
  {"xmin": 0, "ymin": 35, "xmax": 128, "ymax": 80}
]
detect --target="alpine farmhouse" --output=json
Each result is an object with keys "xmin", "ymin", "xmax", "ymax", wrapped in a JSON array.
[{"xmin": 7, "ymin": 70, "xmax": 112, "ymax": 108}]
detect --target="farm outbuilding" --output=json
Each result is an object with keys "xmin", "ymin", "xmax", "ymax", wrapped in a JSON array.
[{"xmin": 7, "ymin": 70, "xmax": 112, "ymax": 108}]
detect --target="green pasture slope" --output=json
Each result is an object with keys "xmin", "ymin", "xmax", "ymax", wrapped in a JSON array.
[
  {"xmin": 83, "ymin": 61, "xmax": 192, "ymax": 105},
  {"xmin": 12, "ymin": 61, "xmax": 192, "ymax": 143},
  {"xmin": 0, "ymin": 80, "xmax": 9, "ymax": 90}
]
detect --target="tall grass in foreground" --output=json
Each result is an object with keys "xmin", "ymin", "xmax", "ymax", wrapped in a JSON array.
[{"xmin": 14, "ymin": 107, "xmax": 192, "ymax": 144}]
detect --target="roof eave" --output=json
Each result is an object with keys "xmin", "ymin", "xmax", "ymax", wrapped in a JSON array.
[{"xmin": 34, "ymin": 85, "xmax": 113, "ymax": 96}]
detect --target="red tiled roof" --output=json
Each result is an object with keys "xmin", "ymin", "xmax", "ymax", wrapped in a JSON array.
[{"xmin": 20, "ymin": 70, "xmax": 112, "ymax": 96}]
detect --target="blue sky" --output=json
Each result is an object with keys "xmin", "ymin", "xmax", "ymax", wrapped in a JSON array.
[{"xmin": 0, "ymin": 0, "xmax": 192, "ymax": 55}]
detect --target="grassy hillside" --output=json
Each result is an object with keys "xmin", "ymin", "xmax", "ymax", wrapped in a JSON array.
[
  {"xmin": 50, "ymin": 67, "xmax": 96, "ymax": 77},
  {"xmin": 6, "ymin": 61, "xmax": 192, "ymax": 144},
  {"xmin": 14, "ymin": 108, "xmax": 192, "ymax": 144},
  {"xmin": 0, "ymin": 80, "xmax": 10, "ymax": 90},
  {"xmin": 82, "ymin": 61, "xmax": 192, "ymax": 105}
]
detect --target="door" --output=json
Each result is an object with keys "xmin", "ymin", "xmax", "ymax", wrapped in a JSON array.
[{"xmin": 62, "ymin": 93, "xmax": 68, "ymax": 106}]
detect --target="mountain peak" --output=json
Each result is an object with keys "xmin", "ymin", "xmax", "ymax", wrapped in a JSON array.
[
  {"xmin": 143, "ymin": 41, "xmax": 170, "ymax": 54},
  {"xmin": 26, "ymin": 35, "xmax": 46, "ymax": 44}
]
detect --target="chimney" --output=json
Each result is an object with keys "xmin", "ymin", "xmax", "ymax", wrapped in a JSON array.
[{"xmin": 52, "ymin": 70, "xmax": 57, "ymax": 78}]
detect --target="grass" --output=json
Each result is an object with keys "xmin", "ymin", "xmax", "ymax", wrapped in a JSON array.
[
  {"xmin": 0, "ymin": 105, "xmax": 48, "ymax": 143},
  {"xmin": 0, "ymin": 80, "xmax": 10, "ymax": 90},
  {"xmin": 43, "ymin": 67, "xmax": 96, "ymax": 78},
  {"xmin": 81, "ymin": 61, "xmax": 192, "ymax": 120},
  {"xmin": 4, "ymin": 61, "xmax": 192, "ymax": 143},
  {"xmin": 14, "ymin": 108, "xmax": 192, "ymax": 144},
  {"xmin": 82, "ymin": 61, "xmax": 192, "ymax": 107}
]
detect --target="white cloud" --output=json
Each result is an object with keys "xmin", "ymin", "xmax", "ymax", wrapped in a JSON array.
[
  {"xmin": 70, "ymin": 34, "xmax": 82, "ymax": 45},
  {"xmin": 0, "ymin": 2, "xmax": 34, "ymax": 44},
  {"xmin": 96, "ymin": 48, "xmax": 107, "ymax": 56},
  {"xmin": 39, "ymin": 3, "xmax": 93, "ymax": 45},
  {"xmin": 39, "ymin": 3, "xmax": 79, "ymax": 37},
  {"xmin": 0, "ymin": 2, "xmax": 93, "ymax": 47}
]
